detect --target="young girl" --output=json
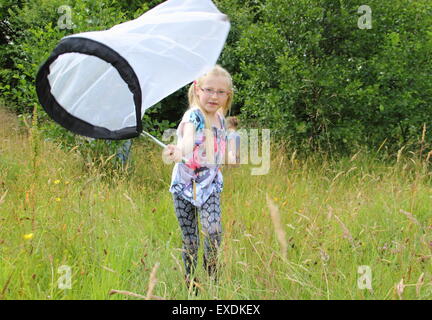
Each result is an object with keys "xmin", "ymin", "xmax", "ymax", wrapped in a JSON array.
[{"xmin": 164, "ymin": 65, "xmax": 233, "ymax": 288}]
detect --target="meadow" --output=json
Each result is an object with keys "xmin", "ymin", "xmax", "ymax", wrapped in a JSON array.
[{"xmin": 0, "ymin": 106, "xmax": 431, "ymax": 300}]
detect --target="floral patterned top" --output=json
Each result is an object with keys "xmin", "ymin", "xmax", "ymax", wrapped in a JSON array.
[{"xmin": 169, "ymin": 106, "xmax": 226, "ymax": 207}]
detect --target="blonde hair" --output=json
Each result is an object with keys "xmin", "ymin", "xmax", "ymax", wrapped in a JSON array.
[
  {"xmin": 187, "ymin": 65, "xmax": 234, "ymax": 164},
  {"xmin": 187, "ymin": 64, "xmax": 233, "ymax": 116}
]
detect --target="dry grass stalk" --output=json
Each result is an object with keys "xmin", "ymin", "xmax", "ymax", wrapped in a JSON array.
[
  {"xmin": 295, "ymin": 211, "xmax": 311, "ymax": 221},
  {"xmin": 421, "ymin": 123, "xmax": 426, "ymax": 143},
  {"xmin": 333, "ymin": 214, "xmax": 355, "ymax": 246},
  {"xmin": 319, "ymin": 248, "xmax": 330, "ymax": 263},
  {"xmin": 123, "ymin": 193, "xmax": 138, "ymax": 212},
  {"xmin": 145, "ymin": 262, "xmax": 160, "ymax": 300},
  {"xmin": 0, "ymin": 271, "xmax": 14, "ymax": 299},
  {"xmin": 109, "ymin": 289, "xmax": 165, "ymax": 300},
  {"xmin": 266, "ymin": 194, "xmax": 288, "ymax": 259},
  {"xmin": 350, "ymin": 151, "xmax": 360, "ymax": 162},
  {"xmin": 170, "ymin": 252, "xmax": 183, "ymax": 273},
  {"xmin": 426, "ymin": 150, "xmax": 432, "ymax": 162},
  {"xmin": 290, "ymin": 150, "xmax": 297, "ymax": 165},
  {"xmin": 395, "ymin": 278, "xmax": 404, "ymax": 300},
  {"xmin": 327, "ymin": 206, "xmax": 333, "ymax": 220},
  {"xmin": 400, "ymin": 209, "xmax": 421, "ymax": 226},
  {"xmin": 332, "ymin": 171, "xmax": 345, "ymax": 183},
  {"xmin": 345, "ymin": 166, "xmax": 357, "ymax": 175},
  {"xmin": 0, "ymin": 190, "xmax": 7, "ymax": 206},
  {"xmin": 377, "ymin": 138, "xmax": 387, "ymax": 153},
  {"xmin": 396, "ymin": 146, "xmax": 405, "ymax": 163},
  {"xmin": 101, "ymin": 266, "xmax": 116, "ymax": 273},
  {"xmin": 416, "ymin": 273, "xmax": 424, "ymax": 297},
  {"xmin": 419, "ymin": 123, "xmax": 426, "ymax": 158}
]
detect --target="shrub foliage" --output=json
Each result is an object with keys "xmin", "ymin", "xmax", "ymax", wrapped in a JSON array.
[{"xmin": 1, "ymin": 0, "xmax": 431, "ymax": 153}]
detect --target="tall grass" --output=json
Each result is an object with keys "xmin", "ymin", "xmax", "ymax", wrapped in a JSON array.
[{"xmin": 0, "ymin": 106, "xmax": 431, "ymax": 300}]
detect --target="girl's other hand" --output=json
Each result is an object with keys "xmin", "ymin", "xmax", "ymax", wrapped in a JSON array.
[{"xmin": 163, "ymin": 144, "xmax": 182, "ymax": 163}]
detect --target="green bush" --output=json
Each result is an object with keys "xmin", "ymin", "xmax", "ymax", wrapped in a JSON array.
[
  {"xmin": 1, "ymin": 0, "xmax": 431, "ymax": 154},
  {"xmin": 218, "ymin": 0, "xmax": 432, "ymax": 153}
]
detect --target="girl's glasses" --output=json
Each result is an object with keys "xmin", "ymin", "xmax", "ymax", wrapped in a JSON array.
[{"xmin": 199, "ymin": 87, "xmax": 229, "ymax": 97}]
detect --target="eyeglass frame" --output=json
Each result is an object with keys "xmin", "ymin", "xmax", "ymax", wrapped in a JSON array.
[{"xmin": 198, "ymin": 86, "xmax": 231, "ymax": 98}]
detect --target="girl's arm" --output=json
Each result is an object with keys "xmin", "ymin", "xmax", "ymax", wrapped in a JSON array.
[
  {"xmin": 164, "ymin": 122, "xmax": 195, "ymax": 163},
  {"xmin": 178, "ymin": 122, "xmax": 195, "ymax": 156}
]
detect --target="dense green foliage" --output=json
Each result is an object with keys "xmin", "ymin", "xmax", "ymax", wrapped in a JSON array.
[
  {"xmin": 1, "ymin": 0, "xmax": 431, "ymax": 153},
  {"xmin": 217, "ymin": 0, "xmax": 432, "ymax": 153}
]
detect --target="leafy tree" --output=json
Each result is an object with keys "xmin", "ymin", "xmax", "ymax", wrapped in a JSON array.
[
  {"xmin": 1, "ymin": 0, "xmax": 431, "ymax": 154},
  {"xmin": 218, "ymin": 0, "xmax": 432, "ymax": 153}
]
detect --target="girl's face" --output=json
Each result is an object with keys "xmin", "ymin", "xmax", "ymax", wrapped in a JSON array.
[{"xmin": 195, "ymin": 75, "xmax": 230, "ymax": 115}]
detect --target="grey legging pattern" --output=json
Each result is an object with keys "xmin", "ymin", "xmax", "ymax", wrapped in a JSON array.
[{"xmin": 173, "ymin": 191, "xmax": 222, "ymax": 276}]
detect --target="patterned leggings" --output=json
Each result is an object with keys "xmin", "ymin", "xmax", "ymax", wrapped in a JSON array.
[{"xmin": 173, "ymin": 192, "xmax": 222, "ymax": 277}]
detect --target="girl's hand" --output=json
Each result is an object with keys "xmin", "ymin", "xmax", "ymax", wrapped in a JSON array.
[{"xmin": 163, "ymin": 144, "xmax": 182, "ymax": 163}]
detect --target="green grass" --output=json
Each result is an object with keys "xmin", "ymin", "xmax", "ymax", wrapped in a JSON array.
[{"xmin": 0, "ymin": 106, "xmax": 431, "ymax": 300}]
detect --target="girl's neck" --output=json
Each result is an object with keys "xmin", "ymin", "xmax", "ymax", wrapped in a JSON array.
[
  {"xmin": 199, "ymin": 106, "xmax": 219, "ymax": 121},
  {"xmin": 201, "ymin": 107, "xmax": 219, "ymax": 117},
  {"xmin": 194, "ymin": 105, "xmax": 222, "ymax": 129}
]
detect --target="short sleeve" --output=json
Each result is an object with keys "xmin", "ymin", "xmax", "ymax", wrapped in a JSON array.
[
  {"xmin": 177, "ymin": 107, "xmax": 205, "ymax": 139},
  {"xmin": 183, "ymin": 108, "xmax": 205, "ymax": 132}
]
